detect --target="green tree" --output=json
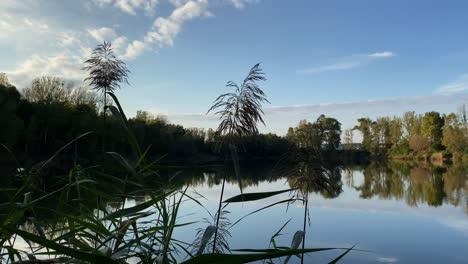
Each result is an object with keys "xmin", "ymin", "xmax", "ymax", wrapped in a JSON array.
[
  {"xmin": 370, "ymin": 117, "xmax": 391, "ymax": 154},
  {"xmin": 354, "ymin": 118, "xmax": 372, "ymax": 151},
  {"xmin": 442, "ymin": 113, "xmax": 467, "ymax": 159},
  {"xmin": 422, "ymin": 111, "xmax": 444, "ymax": 150},
  {"xmin": 316, "ymin": 115, "xmax": 341, "ymax": 150},
  {"xmin": 403, "ymin": 111, "xmax": 422, "ymax": 138},
  {"xmin": 389, "ymin": 117, "xmax": 403, "ymax": 146}
]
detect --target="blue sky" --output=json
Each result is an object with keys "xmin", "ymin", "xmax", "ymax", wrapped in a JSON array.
[{"xmin": 1, "ymin": 0, "xmax": 468, "ymax": 134}]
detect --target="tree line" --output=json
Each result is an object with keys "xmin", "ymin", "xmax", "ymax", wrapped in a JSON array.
[
  {"xmin": 1, "ymin": 72, "xmax": 466, "ymax": 164},
  {"xmin": 0, "ymin": 74, "xmax": 291, "ymax": 165},
  {"xmin": 349, "ymin": 109, "xmax": 467, "ymax": 161}
]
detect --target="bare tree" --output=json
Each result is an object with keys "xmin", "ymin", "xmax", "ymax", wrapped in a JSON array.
[
  {"xmin": 23, "ymin": 76, "xmax": 70, "ymax": 104},
  {"xmin": 0, "ymin": 73, "xmax": 10, "ymax": 86}
]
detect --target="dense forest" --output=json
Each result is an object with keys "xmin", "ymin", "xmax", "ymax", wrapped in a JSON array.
[
  {"xmin": 0, "ymin": 74, "xmax": 291, "ymax": 166},
  {"xmin": 1, "ymin": 72, "xmax": 467, "ymax": 166}
]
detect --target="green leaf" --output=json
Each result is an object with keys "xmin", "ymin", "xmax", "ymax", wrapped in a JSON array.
[
  {"xmin": 104, "ymin": 191, "xmax": 172, "ymax": 220},
  {"xmin": 182, "ymin": 248, "xmax": 341, "ymax": 264},
  {"xmin": 224, "ymin": 189, "xmax": 294, "ymax": 203},
  {"xmin": 328, "ymin": 245, "xmax": 355, "ymax": 264},
  {"xmin": 107, "ymin": 92, "xmax": 142, "ymax": 157},
  {"xmin": 7, "ymin": 228, "xmax": 119, "ymax": 263},
  {"xmin": 270, "ymin": 219, "xmax": 292, "ymax": 249}
]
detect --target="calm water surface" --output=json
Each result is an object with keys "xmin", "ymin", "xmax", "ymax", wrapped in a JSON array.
[{"xmin": 158, "ymin": 163, "xmax": 468, "ymax": 263}]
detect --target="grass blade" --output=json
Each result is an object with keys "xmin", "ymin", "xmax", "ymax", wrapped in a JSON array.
[{"xmin": 224, "ymin": 189, "xmax": 294, "ymax": 203}]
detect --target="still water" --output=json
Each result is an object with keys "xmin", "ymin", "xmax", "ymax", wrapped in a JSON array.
[{"xmin": 152, "ymin": 162, "xmax": 468, "ymax": 263}]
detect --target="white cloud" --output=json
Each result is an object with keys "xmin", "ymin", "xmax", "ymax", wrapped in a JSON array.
[
  {"xmin": 92, "ymin": 0, "xmax": 159, "ymax": 15},
  {"xmin": 368, "ymin": 51, "xmax": 395, "ymax": 58},
  {"xmin": 112, "ymin": 36, "xmax": 129, "ymax": 53},
  {"xmin": 88, "ymin": 27, "xmax": 117, "ymax": 42},
  {"xmin": 6, "ymin": 54, "xmax": 86, "ymax": 88},
  {"xmin": 229, "ymin": 0, "xmax": 259, "ymax": 9},
  {"xmin": 0, "ymin": 15, "xmax": 50, "ymax": 38},
  {"xmin": 144, "ymin": 0, "xmax": 210, "ymax": 48},
  {"xmin": 434, "ymin": 73, "xmax": 468, "ymax": 94},
  {"xmin": 169, "ymin": 0, "xmax": 189, "ymax": 6},
  {"xmin": 1, "ymin": 0, "xmax": 257, "ymax": 86},
  {"xmin": 298, "ymin": 51, "xmax": 396, "ymax": 74},
  {"xmin": 120, "ymin": 40, "xmax": 148, "ymax": 60}
]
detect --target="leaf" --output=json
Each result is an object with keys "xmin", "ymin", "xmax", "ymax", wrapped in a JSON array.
[
  {"xmin": 195, "ymin": 225, "xmax": 217, "ymax": 256},
  {"xmin": 283, "ymin": 231, "xmax": 304, "ymax": 264},
  {"xmin": 270, "ymin": 219, "xmax": 292, "ymax": 249},
  {"xmin": 107, "ymin": 92, "xmax": 142, "ymax": 157},
  {"xmin": 107, "ymin": 152, "xmax": 136, "ymax": 175},
  {"xmin": 224, "ymin": 189, "xmax": 294, "ymax": 203},
  {"xmin": 182, "ymin": 248, "xmax": 340, "ymax": 264},
  {"xmin": 104, "ymin": 191, "xmax": 172, "ymax": 220},
  {"xmin": 7, "ymin": 228, "xmax": 119, "ymax": 263},
  {"xmin": 328, "ymin": 245, "xmax": 355, "ymax": 264},
  {"xmin": 108, "ymin": 105, "xmax": 128, "ymax": 131}
]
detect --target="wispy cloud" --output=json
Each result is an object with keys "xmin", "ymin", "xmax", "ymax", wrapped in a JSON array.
[
  {"xmin": 434, "ymin": 73, "xmax": 468, "ymax": 94},
  {"xmin": 144, "ymin": 0, "xmax": 211, "ymax": 48},
  {"xmin": 88, "ymin": 27, "xmax": 117, "ymax": 42},
  {"xmin": 91, "ymin": 0, "xmax": 159, "ymax": 15},
  {"xmin": 298, "ymin": 51, "xmax": 395, "ymax": 74}
]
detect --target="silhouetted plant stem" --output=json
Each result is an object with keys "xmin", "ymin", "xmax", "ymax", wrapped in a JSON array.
[
  {"xmin": 301, "ymin": 195, "xmax": 308, "ymax": 264},
  {"xmin": 212, "ymin": 173, "xmax": 226, "ymax": 253},
  {"xmin": 102, "ymin": 88, "xmax": 107, "ymax": 153}
]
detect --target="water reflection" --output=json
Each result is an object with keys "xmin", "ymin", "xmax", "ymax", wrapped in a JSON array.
[
  {"xmin": 345, "ymin": 162, "xmax": 467, "ymax": 210},
  {"xmin": 3, "ymin": 161, "xmax": 466, "ymax": 263}
]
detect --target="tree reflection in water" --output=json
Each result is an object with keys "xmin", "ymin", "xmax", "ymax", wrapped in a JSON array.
[{"xmin": 284, "ymin": 149, "xmax": 343, "ymax": 264}]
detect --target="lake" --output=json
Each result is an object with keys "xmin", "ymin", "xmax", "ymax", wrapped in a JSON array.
[
  {"xmin": 3, "ymin": 161, "xmax": 467, "ymax": 263},
  {"xmin": 157, "ymin": 162, "xmax": 467, "ymax": 263}
]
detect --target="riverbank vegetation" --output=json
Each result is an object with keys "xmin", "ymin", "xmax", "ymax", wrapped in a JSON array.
[{"xmin": 2, "ymin": 73, "xmax": 466, "ymax": 168}]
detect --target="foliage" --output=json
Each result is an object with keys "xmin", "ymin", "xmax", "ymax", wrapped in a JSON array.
[
  {"xmin": 422, "ymin": 111, "xmax": 444, "ymax": 151},
  {"xmin": 287, "ymin": 115, "xmax": 341, "ymax": 152},
  {"xmin": 442, "ymin": 113, "xmax": 467, "ymax": 160},
  {"xmin": 409, "ymin": 134, "xmax": 430, "ymax": 154}
]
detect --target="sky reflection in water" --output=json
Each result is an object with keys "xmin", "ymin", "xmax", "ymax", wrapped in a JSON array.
[{"xmin": 169, "ymin": 165, "xmax": 467, "ymax": 264}]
